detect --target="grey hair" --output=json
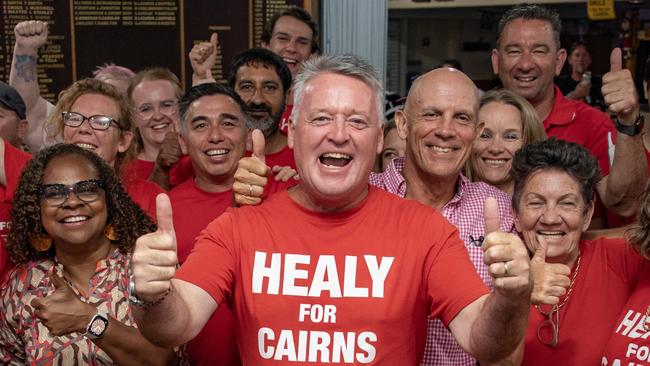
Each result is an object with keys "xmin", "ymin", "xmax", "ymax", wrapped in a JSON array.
[
  {"xmin": 290, "ymin": 55, "xmax": 385, "ymax": 126},
  {"xmin": 497, "ymin": 3, "xmax": 562, "ymax": 50}
]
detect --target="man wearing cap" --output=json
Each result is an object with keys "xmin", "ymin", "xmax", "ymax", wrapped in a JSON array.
[{"xmin": 0, "ymin": 81, "xmax": 31, "ymax": 282}]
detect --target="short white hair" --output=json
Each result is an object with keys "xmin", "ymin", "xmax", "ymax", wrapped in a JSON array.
[{"xmin": 290, "ymin": 55, "xmax": 385, "ymax": 126}]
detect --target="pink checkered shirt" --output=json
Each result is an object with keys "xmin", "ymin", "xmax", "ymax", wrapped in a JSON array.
[{"xmin": 369, "ymin": 157, "xmax": 515, "ymax": 366}]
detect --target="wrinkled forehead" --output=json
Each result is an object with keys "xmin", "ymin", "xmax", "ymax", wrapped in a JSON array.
[{"xmin": 298, "ymin": 73, "xmax": 380, "ymax": 122}]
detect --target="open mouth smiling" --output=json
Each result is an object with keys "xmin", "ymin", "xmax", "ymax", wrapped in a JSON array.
[{"xmin": 319, "ymin": 152, "xmax": 352, "ymax": 167}]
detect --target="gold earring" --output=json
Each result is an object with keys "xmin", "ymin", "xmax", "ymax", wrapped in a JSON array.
[
  {"xmin": 29, "ymin": 233, "xmax": 52, "ymax": 252},
  {"xmin": 104, "ymin": 225, "xmax": 117, "ymax": 241}
]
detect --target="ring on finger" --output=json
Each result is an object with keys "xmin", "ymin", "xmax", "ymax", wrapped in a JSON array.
[
  {"xmin": 503, "ymin": 261, "xmax": 510, "ymax": 276},
  {"xmin": 248, "ymin": 184, "xmax": 254, "ymax": 196}
]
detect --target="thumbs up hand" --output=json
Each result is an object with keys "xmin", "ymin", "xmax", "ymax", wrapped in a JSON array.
[
  {"xmin": 189, "ymin": 32, "xmax": 218, "ymax": 82},
  {"xmin": 30, "ymin": 273, "xmax": 97, "ymax": 336},
  {"xmin": 132, "ymin": 194, "xmax": 178, "ymax": 303},
  {"xmin": 601, "ymin": 48, "xmax": 640, "ymax": 125},
  {"xmin": 233, "ymin": 129, "xmax": 271, "ymax": 206},
  {"xmin": 481, "ymin": 197, "xmax": 532, "ymax": 299},
  {"xmin": 527, "ymin": 235, "xmax": 572, "ymax": 306}
]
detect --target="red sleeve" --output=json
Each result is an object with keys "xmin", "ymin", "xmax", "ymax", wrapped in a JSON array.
[
  {"xmin": 175, "ymin": 209, "xmax": 237, "ymax": 305},
  {"xmin": 424, "ymin": 220, "xmax": 489, "ymax": 326}
]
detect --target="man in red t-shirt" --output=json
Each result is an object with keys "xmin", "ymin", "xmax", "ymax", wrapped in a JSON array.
[
  {"xmin": 130, "ymin": 55, "xmax": 532, "ymax": 364},
  {"xmin": 492, "ymin": 4, "xmax": 647, "ymax": 225},
  {"xmin": 168, "ymin": 83, "xmax": 253, "ymax": 366}
]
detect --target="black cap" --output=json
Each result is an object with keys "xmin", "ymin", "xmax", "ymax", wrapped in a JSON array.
[{"xmin": 0, "ymin": 81, "xmax": 27, "ymax": 120}]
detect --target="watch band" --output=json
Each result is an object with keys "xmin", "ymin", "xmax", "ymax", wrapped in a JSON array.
[
  {"xmin": 85, "ymin": 309, "xmax": 109, "ymax": 339},
  {"xmin": 128, "ymin": 274, "xmax": 171, "ymax": 308},
  {"xmin": 614, "ymin": 114, "xmax": 645, "ymax": 137}
]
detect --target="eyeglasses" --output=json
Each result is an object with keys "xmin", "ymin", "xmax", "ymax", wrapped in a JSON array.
[
  {"xmin": 135, "ymin": 100, "xmax": 178, "ymax": 120},
  {"xmin": 62, "ymin": 112, "xmax": 121, "ymax": 131},
  {"xmin": 537, "ymin": 304, "xmax": 559, "ymax": 348},
  {"xmin": 39, "ymin": 179, "xmax": 104, "ymax": 207}
]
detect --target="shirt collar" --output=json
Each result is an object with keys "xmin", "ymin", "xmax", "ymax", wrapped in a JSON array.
[{"xmin": 543, "ymin": 85, "xmax": 577, "ymax": 129}]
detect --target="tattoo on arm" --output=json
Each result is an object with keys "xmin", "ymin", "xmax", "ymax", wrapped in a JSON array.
[{"xmin": 15, "ymin": 55, "xmax": 37, "ymax": 82}]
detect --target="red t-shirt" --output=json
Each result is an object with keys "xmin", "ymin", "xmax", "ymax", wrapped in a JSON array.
[
  {"xmin": 265, "ymin": 145, "xmax": 295, "ymax": 170},
  {"xmin": 522, "ymin": 238, "xmax": 644, "ymax": 366},
  {"xmin": 122, "ymin": 156, "xmax": 194, "ymax": 189},
  {"xmin": 168, "ymin": 180, "xmax": 233, "ymax": 264},
  {"xmin": 168, "ymin": 179, "xmax": 240, "ymax": 366},
  {"xmin": 601, "ymin": 263, "xmax": 650, "ymax": 366},
  {"xmin": 544, "ymin": 86, "xmax": 612, "ymax": 176},
  {"xmin": 122, "ymin": 177, "xmax": 163, "ymax": 220},
  {"xmin": 0, "ymin": 143, "xmax": 31, "ymax": 283},
  {"xmin": 175, "ymin": 186, "xmax": 488, "ymax": 365},
  {"xmin": 278, "ymin": 104, "xmax": 292, "ymax": 136}
]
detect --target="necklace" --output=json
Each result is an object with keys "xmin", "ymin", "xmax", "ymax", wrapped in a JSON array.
[{"xmin": 535, "ymin": 252, "xmax": 582, "ymax": 315}]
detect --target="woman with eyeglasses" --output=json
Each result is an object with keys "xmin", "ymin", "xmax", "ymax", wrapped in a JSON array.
[
  {"xmin": 0, "ymin": 79, "xmax": 162, "ymax": 283},
  {"xmin": 503, "ymin": 138, "xmax": 644, "ymax": 365},
  {"xmin": 44, "ymin": 78, "xmax": 163, "ymax": 218},
  {"xmin": 125, "ymin": 68, "xmax": 193, "ymax": 190},
  {"xmin": 0, "ymin": 143, "xmax": 177, "ymax": 364}
]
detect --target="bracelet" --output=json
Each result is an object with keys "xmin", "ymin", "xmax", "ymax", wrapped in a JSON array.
[{"xmin": 128, "ymin": 275, "xmax": 172, "ymax": 308}]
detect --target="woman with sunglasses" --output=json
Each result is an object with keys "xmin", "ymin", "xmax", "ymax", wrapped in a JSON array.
[
  {"xmin": 45, "ymin": 78, "xmax": 163, "ymax": 217},
  {"xmin": 0, "ymin": 144, "xmax": 177, "ymax": 364},
  {"xmin": 125, "ymin": 68, "xmax": 192, "ymax": 190},
  {"xmin": 504, "ymin": 138, "xmax": 644, "ymax": 365}
]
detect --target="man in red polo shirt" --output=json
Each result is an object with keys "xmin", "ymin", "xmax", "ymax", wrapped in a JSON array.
[{"xmin": 491, "ymin": 4, "xmax": 647, "ymax": 224}]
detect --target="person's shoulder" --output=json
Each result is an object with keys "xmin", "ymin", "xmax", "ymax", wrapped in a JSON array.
[
  {"xmin": 4, "ymin": 141, "xmax": 31, "ymax": 162},
  {"xmin": 368, "ymin": 186, "xmax": 447, "ymax": 223},
  {"xmin": 462, "ymin": 181, "xmax": 512, "ymax": 207},
  {"xmin": 580, "ymin": 236, "xmax": 638, "ymax": 260},
  {"xmin": 1, "ymin": 260, "xmax": 48, "ymax": 297},
  {"xmin": 125, "ymin": 177, "xmax": 165, "ymax": 195}
]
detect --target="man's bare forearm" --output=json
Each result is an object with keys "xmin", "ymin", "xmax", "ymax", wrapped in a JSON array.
[
  {"xmin": 605, "ymin": 133, "xmax": 647, "ymax": 217},
  {"xmin": 470, "ymin": 293, "xmax": 530, "ymax": 363},
  {"xmin": 10, "ymin": 44, "xmax": 40, "ymax": 109},
  {"xmin": 131, "ymin": 282, "xmax": 192, "ymax": 348}
]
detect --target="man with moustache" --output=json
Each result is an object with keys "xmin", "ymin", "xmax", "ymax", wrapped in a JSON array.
[
  {"xmin": 192, "ymin": 7, "xmax": 319, "ymax": 137},
  {"xmin": 229, "ymin": 48, "xmax": 295, "ymax": 168}
]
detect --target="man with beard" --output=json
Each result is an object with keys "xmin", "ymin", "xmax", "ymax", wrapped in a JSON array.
[{"xmin": 229, "ymin": 48, "xmax": 295, "ymax": 169}]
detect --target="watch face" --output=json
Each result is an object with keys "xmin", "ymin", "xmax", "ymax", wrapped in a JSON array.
[{"xmin": 90, "ymin": 318, "xmax": 107, "ymax": 336}]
